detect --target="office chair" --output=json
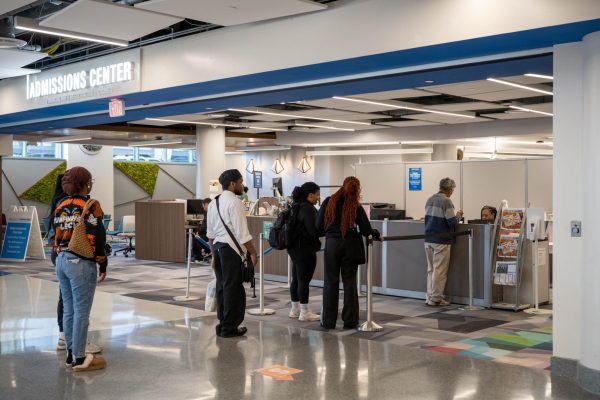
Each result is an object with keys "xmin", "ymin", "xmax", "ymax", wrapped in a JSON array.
[{"xmin": 113, "ymin": 216, "xmax": 135, "ymax": 257}]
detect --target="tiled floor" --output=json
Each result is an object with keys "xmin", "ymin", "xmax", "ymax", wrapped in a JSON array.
[{"xmin": 0, "ymin": 253, "xmax": 553, "ymax": 370}]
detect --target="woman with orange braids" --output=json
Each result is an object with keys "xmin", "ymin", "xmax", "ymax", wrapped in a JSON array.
[{"xmin": 316, "ymin": 176, "xmax": 381, "ymax": 330}]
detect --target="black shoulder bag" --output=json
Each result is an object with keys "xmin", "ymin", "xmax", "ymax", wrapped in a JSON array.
[{"xmin": 216, "ymin": 196, "xmax": 255, "ymax": 288}]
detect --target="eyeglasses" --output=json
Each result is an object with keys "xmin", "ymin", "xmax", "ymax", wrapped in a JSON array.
[{"xmin": 90, "ymin": 179, "xmax": 95, "ymax": 184}]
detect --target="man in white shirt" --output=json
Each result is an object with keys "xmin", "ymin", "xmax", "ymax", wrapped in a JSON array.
[{"xmin": 207, "ymin": 169, "xmax": 258, "ymax": 338}]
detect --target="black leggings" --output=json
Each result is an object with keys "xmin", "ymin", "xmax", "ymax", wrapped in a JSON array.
[{"xmin": 289, "ymin": 249, "xmax": 317, "ymax": 304}]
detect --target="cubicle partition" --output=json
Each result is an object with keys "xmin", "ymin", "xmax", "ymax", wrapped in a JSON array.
[
  {"xmin": 247, "ymin": 216, "xmax": 493, "ymax": 306},
  {"xmin": 135, "ymin": 200, "xmax": 186, "ymax": 263}
]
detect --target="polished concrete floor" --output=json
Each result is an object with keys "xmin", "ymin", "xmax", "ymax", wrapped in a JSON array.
[{"xmin": 0, "ymin": 273, "xmax": 597, "ymax": 400}]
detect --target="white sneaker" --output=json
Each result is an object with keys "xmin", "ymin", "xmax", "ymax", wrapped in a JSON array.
[
  {"xmin": 289, "ymin": 301, "xmax": 300, "ymax": 318},
  {"xmin": 85, "ymin": 342, "xmax": 102, "ymax": 354},
  {"xmin": 57, "ymin": 332, "xmax": 66, "ymax": 351},
  {"xmin": 299, "ymin": 308, "xmax": 321, "ymax": 322}
]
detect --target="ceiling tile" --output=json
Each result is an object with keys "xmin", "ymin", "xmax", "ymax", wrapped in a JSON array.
[
  {"xmin": 466, "ymin": 89, "xmax": 544, "ymax": 101},
  {"xmin": 298, "ymin": 98, "xmax": 393, "ymax": 113},
  {"xmin": 40, "ymin": 0, "xmax": 182, "ymax": 41},
  {"xmin": 349, "ymin": 88, "xmax": 437, "ymax": 100},
  {"xmin": 379, "ymin": 120, "xmax": 440, "ymax": 127},
  {"xmin": 501, "ymin": 75, "xmax": 553, "ymax": 85},
  {"xmin": 0, "ymin": 49, "xmax": 48, "ymax": 68},
  {"xmin": 404, "ymin": 114, "xmax": 493, "ymax": 124},
  {"xmin": 480, "ymin": 112, "xmax": 549, "ymax": 120},
  {"xmin": 294, "ymin": 120, "xmax": 386, "ymax": 131},
  {"xmin": 0, "ymin": 0, "xmax": 36, "ymax": 15},
  {"xmin": 136, "ymin": 0, "xmax": 327, "ymax": 26},
  {"xmin": 419, "ymin": 80, "xmax": 505, "ymax": 96},
  {"xmin": 424, "ymin": 101, "xmax": 506, "ymax": 112}
]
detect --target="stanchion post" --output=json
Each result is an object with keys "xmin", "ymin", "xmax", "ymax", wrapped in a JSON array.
[
  {"xmin": 248, "ymin": 233, "xmax": 275, "ymax": 315},
  {"xmin": 358, "ymin": 235, "xmax": 383, "ymax": 332},
  {"xmin": 357, "ymin": 264, "xmax": 365, "ymax": 297},
  {"xmin": 173, "ymin": 228, "xmax": 200, "ymax": 301},
  {"xmin": 459, "ymin": 229, "xmax": 483, "ymax": 311},
  {"xmin": 280, "ymin": 255, "xmax": 292, "ymax": 288}
]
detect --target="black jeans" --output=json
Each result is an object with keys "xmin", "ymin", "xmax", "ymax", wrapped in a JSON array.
[
  {"xmin": 322, "ymin": 237, "xmax": 359, "ymax": 328},
  {"xmin": 288, "ymin": 248, "xmax": 317, "ymax": 304},
  {"xmin": 213, "ymin": 243, "xmax": 246, "ymax": 334}
]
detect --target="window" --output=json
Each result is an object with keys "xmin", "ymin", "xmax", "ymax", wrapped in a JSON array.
[
  {"xmin": 166, "ymin": 149, "xmax": 192, "ymax": 163},
  {"xmin": 13, "ymin": 141, "xmax": 25, "ymax": 157},
  {"xmin": 138, "ymin": 148, "xmax": 164, "ymax": 162},
  {"xmin": 11, "ymin": 141, "xmax": 61, "ymax": 158},
  {"xmin": 113, "ymin": 146, "xmax": 134, "ymax": 161}
]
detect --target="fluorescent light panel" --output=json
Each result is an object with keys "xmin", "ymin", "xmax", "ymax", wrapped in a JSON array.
[
  {"xmin": 145, "ymin": 118, "xmax": 288, "ymax": 131},
  {"xmin": 307, "ymin": 148, "xmax": 433, "ymax": 156},
  {"xmin": 42, "ymin": 134, "xmax": 91, "ymax": 143},
  {"xmin": 300, "ymin": 141, "xmax": 400, "ymax": 147},
  {"xmin": 129, "ymin": 139, "xmax": 183, "ymax": 147},
  {"xmin": 525, "ymin": 73, "xmax": 554, "ymax": 80},
  {"xmin": 228, "ymin": 108, "xmax": 372, "ymax": 126},
  {"xmin": 238, "ymin": 146, "xmax": 291, "ymax": 152},
  {"xmin": 14, "ymin": 17, "xmax": 128, "ymax": 47},
  {"xmin": 295, "ymin": 123, "xmax": 355, "ymax": 132},
  {"xmin": 508, "ymin": 105, "xmax": 553, "ymax": 116},
  {"xmin": 332, "ymin": 97, "xmax": 475, "ymax": 119},
  {"xmin": 486, "ymin": 78, "xmax": 553, "ymax": 95}
]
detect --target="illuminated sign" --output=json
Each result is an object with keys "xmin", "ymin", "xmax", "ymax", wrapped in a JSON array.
[{"xmin": 26, "ymin": 61, "xmax": 134, "ymax": 100}]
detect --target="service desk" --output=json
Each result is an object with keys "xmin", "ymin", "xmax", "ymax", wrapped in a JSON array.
[{"xmin": 247, "ymin": 216, "xmax": 493, "ymax": 307}]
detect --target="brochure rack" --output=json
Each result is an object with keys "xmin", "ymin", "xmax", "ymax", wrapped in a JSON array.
[{"xmin": 490, "ymin": 206, "xmax": 530, "ymax": 311}]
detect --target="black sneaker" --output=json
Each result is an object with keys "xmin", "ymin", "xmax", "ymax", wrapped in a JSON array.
[
  {"xmin": 65, "ymin": 351, "xmax": 73, "ymax": 368},
  {"xmin": 215, "ymin": 324, "xmax": 221, "ymax": 336},
  {"xmin": 219, "ymin": 327, "xmax": 247, "ymax": 338}
]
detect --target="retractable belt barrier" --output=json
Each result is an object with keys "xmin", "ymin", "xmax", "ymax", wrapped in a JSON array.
[
  {"xmin": 359, "ymin": 228, "xmax": 479, "ymax": 332},
  {"xmin": 248, "ymin": 233, "xmax": 276, "ymax": 315}
]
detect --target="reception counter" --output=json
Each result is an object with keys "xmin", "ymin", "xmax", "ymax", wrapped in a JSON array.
[{"xmin": 247, "ymin": 216, "xmax": 493, "ymax": 307}]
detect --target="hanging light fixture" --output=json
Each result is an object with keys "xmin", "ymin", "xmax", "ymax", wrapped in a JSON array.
[
  {"xmin": 297, "ymin": 156, "xmax": 312, "ymax": 173},
  {"xmin": 271, "ymin": 158, "xmax": 284, "ymax": 174},
  {"xmin": 246, "ymin": 159, "xmax": 256, "ymax": 174}
]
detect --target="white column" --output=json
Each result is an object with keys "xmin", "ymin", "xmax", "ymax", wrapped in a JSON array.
[
  {"xmin": 431, "ymin": 144, "xmax": 457, "ymax": 161},
  {"xmin": 196, "ymin": 127, "xmax": 226, "ymax": 198},
  {"xmin": 65, "ymin": 144, "xmax": 114, "ymax": 229},
  {"xmin": 553, "ymin": 31, "xmax": 600, "ymax": 393},
  {"xmin": 580, "ymin": 31, "xmax": 600, "ymax": 381}
]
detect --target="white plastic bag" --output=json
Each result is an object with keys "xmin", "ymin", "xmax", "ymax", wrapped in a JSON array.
[{"xmin": 205, "ymin": 278, "xmax": 217, "ymax": 312}]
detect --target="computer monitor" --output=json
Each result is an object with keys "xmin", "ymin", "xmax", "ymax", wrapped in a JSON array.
[
  {"xmin": 272, "ymin": 178, "xmax": 283, "ymax": 197},
  {"xmin": 186, "ymin": 199, "xmax": 205, "ymax": 215},
  {"xmin": 370, "ymin": 209, "xmax": 406, "ymax": 220}
]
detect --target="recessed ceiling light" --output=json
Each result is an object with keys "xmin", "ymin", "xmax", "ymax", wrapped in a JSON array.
[
  {"xmin": 425, "ymin": 80, "xmax": 434, "ymax": 83},
  {"xmin": 508, "ymin": 105, "xmax": 553, "ymax": 116},
  {"xmin": 525, "ymin": 73, "xmax": 554, "ymax": 80},
  {"xmin": 487, "ymin": 78, "xmax": 553, "ymax": 95},
  {"xmin": 228, "ymin": 108, "xmax": 372, "ymax": 126},
  {"xmin": 332, "ymin": 97, "xmax": 476, "ymax": 119}
]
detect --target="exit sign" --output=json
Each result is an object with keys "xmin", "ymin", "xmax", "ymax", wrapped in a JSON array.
[{"xmin": 109, "ymin": 99, "xmax": 125, "ymax": 117}]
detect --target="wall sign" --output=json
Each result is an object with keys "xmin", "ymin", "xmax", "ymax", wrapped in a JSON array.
[
  {"xmin": 253, "ymin": 171, "xmax": 263, "ymax": 189},
  {"xmin": 408, "ymin": 167, "xmax": 422, "ymax": 191},
  {"xmin": 27, "ymin": 62, "xmax": 134, "ymax": 100}
]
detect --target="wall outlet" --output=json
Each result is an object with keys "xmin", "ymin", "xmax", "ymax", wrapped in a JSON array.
[{"xmin": 571, "ymin": 221, "xmax": 582, "ymax": 237}]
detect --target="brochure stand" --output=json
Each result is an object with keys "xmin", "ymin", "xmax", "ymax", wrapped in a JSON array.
[
  {"xmin": 490, "ymin": 206, "xmax": 530, "ymax": 311},
  {"xmin": 0, "ymin": 206, "xmax": 46, "ymax": 261}
]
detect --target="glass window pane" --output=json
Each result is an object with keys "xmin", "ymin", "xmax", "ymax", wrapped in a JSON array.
[
  {"xmin": 138, "ymin": 148, "xmax": 163, "ymax": 162},
  {"xmin": 113, "ymin": 146, "xmax": 134, "ymax": 161},
  {"xmin": 13, "ymin": 141, "xmax": 24, "ymax": 157},
  {"xmin": 166, "ymin": 149, "xmax": 191, "ymax": 163},
  {"xmin": 26, "ymin": 142, "xmax": 57, "ymax": 158}
]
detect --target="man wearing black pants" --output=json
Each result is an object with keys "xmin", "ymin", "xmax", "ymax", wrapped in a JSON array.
[{"xmin": 207, "ymin": 170, "xmax": 257, "ymax": 338}]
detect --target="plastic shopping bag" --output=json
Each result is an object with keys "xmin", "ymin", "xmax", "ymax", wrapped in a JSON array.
[{"xmin": 205, "ymin": 278, "xmax": 217, "ymax": 312}]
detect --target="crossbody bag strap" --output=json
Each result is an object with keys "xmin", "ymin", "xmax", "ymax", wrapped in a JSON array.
[
  {"xmin": 216, "ymin": 196, "xmax": 245, "ymax": 258},
  {"xmin": 78, "ymin": 198, "xmax": 96, "ymax": 224}
]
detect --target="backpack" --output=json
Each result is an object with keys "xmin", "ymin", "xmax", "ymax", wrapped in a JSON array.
[{"xmin": 268, "ymin": 204, "xmax": 299, "ymax": 250}]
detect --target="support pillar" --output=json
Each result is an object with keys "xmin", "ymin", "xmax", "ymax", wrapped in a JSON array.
[
  {"xmin": 196, "ymin": 127, "xmax": 226, "ymax": 198},
  {"xmin": 431, "ymin": 144, "xmax": 457, "ymax": 161}
]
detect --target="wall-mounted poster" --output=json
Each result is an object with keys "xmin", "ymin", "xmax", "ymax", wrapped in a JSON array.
[{"xmin": 408, "ymin": 167, "xmax": 422, "ymax": 191}]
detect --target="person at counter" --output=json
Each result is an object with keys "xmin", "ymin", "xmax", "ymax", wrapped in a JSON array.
[
  {"xmin": 317, "ymin": 176, "xmax": 381, "ymax": 330},
  {"xmin": 287, "ymin": 182, "xmax": 322, "ymax": 322},
  {"xmin": 237, "ymin": 186, "xmax": 249, "ymax": 202},
  {"xmin": 207, "ymin": 169, "xmax": 258, "ymax": 338},
  {"xmin": 481, "ymin": 205, "xmax": 497, "ymax": 221},
  {"xmin": 424, "ymin": 177, "xmax": 463, "ymax": 307}
]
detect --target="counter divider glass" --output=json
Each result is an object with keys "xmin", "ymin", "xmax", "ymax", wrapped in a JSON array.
[{"xmin": 248, "ymin": 216, "xmax": 493, "ymax": 307}]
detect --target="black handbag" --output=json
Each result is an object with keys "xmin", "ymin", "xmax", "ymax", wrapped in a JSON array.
[
  {"xmin": 344, "ymin": 227, "xmax": 366, "ymax": 265},
  {"xmin": 216, "ymin": 196, "xmax": 255, "ymax": 288}
]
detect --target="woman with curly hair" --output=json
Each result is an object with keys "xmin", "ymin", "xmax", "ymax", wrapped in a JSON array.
[{"xmin": 316, "ymin": 177, "xmax": 381, "ymax": 330}]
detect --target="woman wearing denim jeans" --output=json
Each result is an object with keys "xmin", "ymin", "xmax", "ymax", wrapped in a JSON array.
[{"xmin": 54, "ymin": 167, "xmax": 108, "ymax": 372}]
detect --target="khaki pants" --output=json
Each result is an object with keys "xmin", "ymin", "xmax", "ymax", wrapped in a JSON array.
[{"xmin": 424, "ymin": 243, "xmax": 451, "ymax": 302}]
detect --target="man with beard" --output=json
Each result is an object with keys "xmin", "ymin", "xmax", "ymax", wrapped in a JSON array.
[{"xmin": 207, "ymin": 169, "xmax": 257, "ymax": 337}]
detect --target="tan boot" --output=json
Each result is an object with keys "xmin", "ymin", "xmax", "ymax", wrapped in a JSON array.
[{"xmin": 72, "ymin": 354, "xmax": 107, "ymax": 372}]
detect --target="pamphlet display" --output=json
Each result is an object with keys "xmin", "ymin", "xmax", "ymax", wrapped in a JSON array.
[{"xmin": 0, "ymin": 206, "xmax": 46, "ymax": 262}]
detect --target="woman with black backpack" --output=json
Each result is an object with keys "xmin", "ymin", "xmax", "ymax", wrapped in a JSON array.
[{"xmin": 287, "ymin": 182, "xmax": 322, "ymax": 322}]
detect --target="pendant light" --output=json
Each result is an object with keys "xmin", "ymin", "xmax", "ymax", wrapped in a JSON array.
[
  {"xmin": 271, "ymin": 158, "xmax": 284, "ymax": 174},
  {"xmin": 246, "ymin": 158, "xmax": 256, "ymax": 174},
  {"xmin": 297, "ymin": 156, "xmax": 312, "ymax": 173}
]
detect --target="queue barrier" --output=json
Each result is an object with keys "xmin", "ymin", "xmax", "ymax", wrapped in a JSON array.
[
  {"xmin": 173, "ymin": 228, "xmax": 201, "ymax": 302},
  {"xmin": 359, "ymin": 229, "xmax": 479, "ymax": 333},
  {"xmin": 248, "ymin": 233, "xmax": 276, "ymax": 315}
]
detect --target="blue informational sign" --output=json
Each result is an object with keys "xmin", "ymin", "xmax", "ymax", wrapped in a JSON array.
[
  {"xmin": 254, "ymin": 171, "xmax": 263, "ymax": 189},
  {"xmin": 408, "ymin": 167, "xmax": 422, "ymax": 191},
  {"xmin": 0, "ymin": 221, "xmax": 32, "ymax": 261}
]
